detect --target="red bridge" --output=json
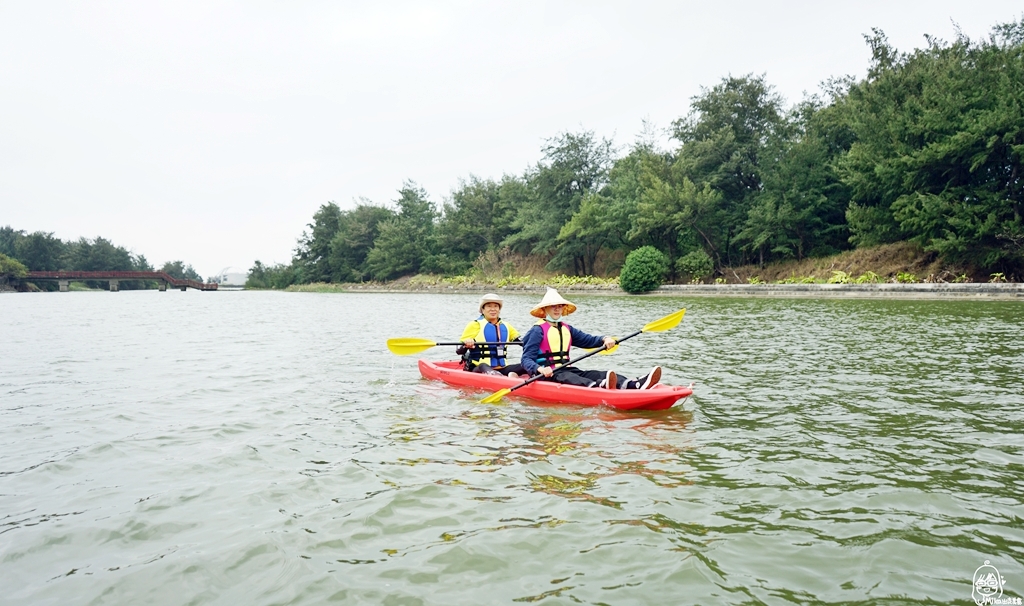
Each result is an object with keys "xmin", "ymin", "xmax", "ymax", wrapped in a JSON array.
[{"xmin": 26, "ymin": 271, "xmax": 219, "ymax": 291}]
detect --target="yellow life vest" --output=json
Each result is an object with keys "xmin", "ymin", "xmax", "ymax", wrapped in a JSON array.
[
  {"xmin": 535, "ymin": 320, "xmax": 572, "ymax": 366},
  {"xmin": 465, "ymin": 318, "xmax": 515, "ymax": 367}
]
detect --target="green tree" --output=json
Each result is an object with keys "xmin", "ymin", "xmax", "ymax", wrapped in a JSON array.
[
  {"xmin": 838, "ymin": 21, "xmax": 1024, "ymax": 273},
  {"xmin": 559, "ymin": 142, "xmax": 667, "ymax": 275},
  {"xmin": 60, "ymin": 236, "xmax": 152, "ymax": 289},
  {"xmin": 503, "ymin": 130, "xmax": 614, "ymax": 274},
  {"xmin": 737, "ymin": 98, "xmax": 853, "ymax": 264},
  {"xmin": 671, "ymin": 74, "xmax": 789, "ymax": 266},
  {"xmin": 0, "ymin": 252, "xmax": 28, "ymax": 281},
  {"xmin": 65, "ymin": 237, "xmax": 135, "ymax": 272},
  {"xmin": 556, "ymin": 191, "xmax": 622, "ymax": 275},
  {"xmin": 13, "ymin": 231, "xmax": 67, "ymax": 271},
  {"xmin": 632, "ymin": 166, "xmax": 725, "ymax": 274},
  {"xmin": 434, "ymin": 175, "xmax": 521, "ymax": 270},
  {"xmin": 246, "ymin": 260, "xmax": 296, "ymax": 289},
  {"xmin": 0, "ymin": 226, "xmax": 22, "ymax": 259},
  {"xmin": 294, "ymin": 202, "xmax": 343, "ymax": 283},
  {"xmin": 161, "ymin": 260, "xmax": 203, "ymax": 282},
  {"xmin": 327, "ymin": 202, "xmax": 396, "ymax": 282},
  {"xmin": 365, "ymin": 182, "xmax": 438, "ymax": 280}
]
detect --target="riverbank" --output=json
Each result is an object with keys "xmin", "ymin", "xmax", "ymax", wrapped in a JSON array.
[
  {"xmin": 285, "ymin": 280, "xmax": 1024, "ymax": 300},
  {"xmin": 277, "ymin": 242, "xmax": 1021, "ymax": 300}
]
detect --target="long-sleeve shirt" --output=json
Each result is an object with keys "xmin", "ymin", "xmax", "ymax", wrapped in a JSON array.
[{"xmin": 520, "ymin": 321, "xmax": 605, "ymax": 375}]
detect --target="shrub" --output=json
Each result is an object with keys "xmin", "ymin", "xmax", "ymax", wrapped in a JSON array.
[
  {"xmin": 619, "ymin": 246, "xmax": 668, "ymax": 294},
  {"xmin": 676, "ymin": 249, "xmax": 714, "ymax": 283},
  {"xmin": 776, "ymin": 275, "xmax": 820, "ymax": 284},
  {"xmin": 420, "ymin": 254, "xmax": 472, "ymax": 277},
  {"xmin": 548, "ymin": 274, "xmax": 618, "ymax": 287},
  {"xmin": 496, "ymin": 275, "xmax": 533, "ymax": 288},
  {"xmin": 246, "ymin": 261, "xmax": 296, "ymax": 289},
  {"xmin": 828, "ymin": 270, "xmax": 851, "ymax": 284},
  {"xmin": 0, "ymin": 253, "xmax": 28, "ymax": 279}
]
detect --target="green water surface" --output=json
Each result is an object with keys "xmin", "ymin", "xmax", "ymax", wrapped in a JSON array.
[{"xmin": 1, "ymin": 292, "xmax": 1021, "ymax": 605}]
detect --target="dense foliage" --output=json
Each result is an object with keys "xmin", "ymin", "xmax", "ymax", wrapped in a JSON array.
[
  {"xmin": 841, "ymin": 27, "xmax": 1024, "ymax": 269},
  {"xmin": 160, "ymin": 261, "xmax": 203, "ymax": 282},
  {"xmin": 247, "ymin": 18, "xmax": 1022, "ymax": 287},
  {"xmin": 676, "ymin": 249, "xmax": 715, "ymax": 282},
  {"xmin": 0, "ymin": 253, "xmax": 28, "ymax": 279},
  {"xmin": 0, "ymin": 226, "xmax": 201, "ymax": 289},
  {"xmin": 619, "ymin": 246, "xmax": 668, "ymax": 294}
]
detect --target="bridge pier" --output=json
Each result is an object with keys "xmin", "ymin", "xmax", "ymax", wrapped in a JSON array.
[
  {"xmin": 180, "ymin": 286, "xmax": 187, "ymax": 291},
  {"xmin": 59, "ymin": 280, "xmax": 69, "ymax": 292},
  {"xmin": 109, "ymin": 280, "xmax": 119, "ymax": 292},
  {"xmin": 159, "ymin": 281, "xmax": 167, "ymax": 292}
]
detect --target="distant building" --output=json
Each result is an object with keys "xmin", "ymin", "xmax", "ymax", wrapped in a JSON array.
[{"xmin": 212, "ymin": 267, "xmax": 247, "ymax": 288}]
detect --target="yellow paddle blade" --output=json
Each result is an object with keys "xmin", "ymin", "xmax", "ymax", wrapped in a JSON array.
[
  {"xmin": 386, "ymin": 337, "xmax": 439, "ymax": 356},
  {"xmin": 641, "ymin": 309, "xmax": 686, "ymax": 333},
  {"xmin": 480, "ymin": 388, "xmax": 511, "ymax": 404}
]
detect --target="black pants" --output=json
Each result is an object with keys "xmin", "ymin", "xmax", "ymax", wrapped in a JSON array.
[
  {"xmin": 541, "ymin": 367, "xmax": 609, "ymax": 388},
  {"xmin": 473, "ymin": 363, "xmax": 526, "ymax": 376}
]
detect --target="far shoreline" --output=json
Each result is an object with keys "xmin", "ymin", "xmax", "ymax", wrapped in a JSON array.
[
  {"xmin": 283, "ymin": 281, "xmax": 1024, "ymax": 301},
  {"xmin": 7, "ymin": 279, "xmax": 1021, "ymax": 300}
]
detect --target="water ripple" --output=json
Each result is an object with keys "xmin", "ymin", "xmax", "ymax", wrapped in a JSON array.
[{"xmin": 1, "ymin": 292, "xmax": 1021, "ymax": 604}]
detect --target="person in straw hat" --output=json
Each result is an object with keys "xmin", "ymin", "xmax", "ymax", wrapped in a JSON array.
[
  {"xmin": 456, "ymin": 293, "xmax": 525, "ymax": 376},
  {"xmin": 520, "ymin": 287, "xmax": 662, "ymax": 389}
]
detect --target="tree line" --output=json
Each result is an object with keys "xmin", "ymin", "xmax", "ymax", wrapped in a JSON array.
[
  {"xmin": 250, "ymin": 19, "xmax": 1021, "ymax": 288},
  {"xmin": 0, "ymin": 226, "xmax": 202, "ymax": 290}
]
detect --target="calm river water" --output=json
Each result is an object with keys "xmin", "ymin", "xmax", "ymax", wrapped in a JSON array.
[{"xmin": 2, "ymin": 291, "xmax": 1022, "ymax": 605}]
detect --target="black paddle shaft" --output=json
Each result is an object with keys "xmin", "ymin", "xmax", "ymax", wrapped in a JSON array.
[{"xmin": 438, "ymin": 341, "xmax": 522, "ymax": 347}]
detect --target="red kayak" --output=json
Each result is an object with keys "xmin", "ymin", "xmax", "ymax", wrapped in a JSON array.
[{"xmin": 418, "ymin": 360, "xmax": 693, "ymax": 411}]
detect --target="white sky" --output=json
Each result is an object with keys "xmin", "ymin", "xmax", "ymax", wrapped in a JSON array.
[{"xmin": 1, "ymin": 1, "xmax": 1021, "ymax": 278}]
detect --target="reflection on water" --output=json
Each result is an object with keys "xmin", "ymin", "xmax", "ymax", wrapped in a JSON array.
[{"xmin": 1, "ymin": 291, "xmax": 1022, "ymax": 604}]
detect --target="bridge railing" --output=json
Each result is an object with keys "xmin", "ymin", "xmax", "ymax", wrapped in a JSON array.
[{"xmin": 25, "ymin": 271, "xmax": 219, "ymax": 291}]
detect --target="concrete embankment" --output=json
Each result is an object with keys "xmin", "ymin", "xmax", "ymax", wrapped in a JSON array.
[
  {"xmin": 654, "ymin": 283, "xmax": 1024, "ymax": 300},
  {"xmin": 327, "ymin": 282, "xmax": 1024, "ymax": 300}
]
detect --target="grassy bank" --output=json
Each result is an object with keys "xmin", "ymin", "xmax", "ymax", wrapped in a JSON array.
[
  {"xmin": 279, "ymin": 242, "xmax": 1015, "ymax": 293},
  {"xmin": 284, "ymin": 274, "xmax": 620, "ymax": 293},
  {"xmin": 721, "ymin": 242, "xmax": 997, "ymax": 284}
]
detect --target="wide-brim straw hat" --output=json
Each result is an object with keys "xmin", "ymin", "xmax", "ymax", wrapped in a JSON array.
[
  {"xmin": 530, "ymin": 287, "xmax": 577, "ymax": 318},
  {"xmin": 479, "ymin": 293, "xmax": 503, "ymax": 312}
]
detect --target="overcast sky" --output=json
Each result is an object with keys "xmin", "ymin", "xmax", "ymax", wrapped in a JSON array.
[{"xmin": 2, "ymin": 1, "xmax": 1021, "ymax": 278}]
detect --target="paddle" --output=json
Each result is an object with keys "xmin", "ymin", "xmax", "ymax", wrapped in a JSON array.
[
  {"xmin": 387, "ymin": 337, "xmax": 522, "ymax": 356},
  {"xmin": 479, "ymin": 308, "xmax": 686, "ymax": 404},
  {"xmin": 387, "ymin": 337, "xmax": 617, "ymax": 357}
]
